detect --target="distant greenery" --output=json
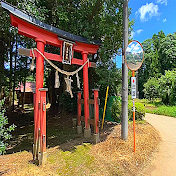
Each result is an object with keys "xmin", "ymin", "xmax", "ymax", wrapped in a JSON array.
[
  {"xmin": 138, "ymin": 31, "xmax": 176, "ymax": 101},
  {"xmin": 143, "ymin": 69, "xmax": 176, "ymax": 105},
  {"xmin": 137, "ymin": 99, "xmax": 176, "ymax": 118}
]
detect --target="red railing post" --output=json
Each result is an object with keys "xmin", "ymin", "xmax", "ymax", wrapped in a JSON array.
[
  {"xmin": 33, "ymin": 38, "xmax": 46, "ymax": 162},
  {"xmin": 77, "ymin": 91, "xmax": 82, "ymax": 134},
  {"xmin": 33, "ymin": 92, "xmax": 36, "ymax": 160},
  {"xmin": 82, "ymin": 51, "xmax": 91, "ymax": 138},
  {"xmin": 39, "ymin": 88, "xmax": 48, "ymax": 164},
  {"xmin": 93, "ymin": 89, "xmax": 100, "ymax": 143},
  {"xmin": 77, "ymin": 91, "xmax": 82, "ymax": 126}
]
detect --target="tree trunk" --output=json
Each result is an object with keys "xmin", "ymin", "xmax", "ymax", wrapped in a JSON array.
[
  {"xmin": 51, "ymin": 69, "xmax": 56, "ymax": 110},
  {"xmin": 12, "ymin": 35, "xmax": 17, "ymax": 110},
  {"xmin": 22, "ymin": 78, "xmax": 26, "ymax": 110},
  {"xmin": 0, "ymin": 37, "xmax": 5, "ymax": 92},
  {"xmin": 9, "ymin": 40, "xmax": 13, "ymax": 107}
]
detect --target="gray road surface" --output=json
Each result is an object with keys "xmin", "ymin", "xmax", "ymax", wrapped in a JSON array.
[{"xmin": 145, "ymin": 113, "xmax": 176, "ymax": 176}]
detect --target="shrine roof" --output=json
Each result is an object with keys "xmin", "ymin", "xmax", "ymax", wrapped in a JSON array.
[{"xmin": 1, "ymin": 1, "xmax": 101, "ymax": 46}]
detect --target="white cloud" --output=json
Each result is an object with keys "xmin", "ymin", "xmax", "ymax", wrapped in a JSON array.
[
  {"xmin": 136, "ymin": 29, "xmax": 144, "ymax": 34},
  {"xmin": 130, "ymin": 31, "xmax": 135, "ymax": 39},
  {"xmin": 130, "ymin": 29, "xmax": 143, "ymax": 39},
  {"xmin": 157, "ymin": 0, "xmax": 167, "ymax": 6},
  {"xmin": 136, "ymin": 3, "xmax": 159, "ymax": 22},
  {"xmin": 163, "ymin": 18, "xmax": 167, "ymax": 22}
]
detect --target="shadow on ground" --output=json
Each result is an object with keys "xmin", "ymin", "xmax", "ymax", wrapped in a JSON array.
[{"xmin": 6, "ymin": 107, "xmax": 116, "ymax": 154}]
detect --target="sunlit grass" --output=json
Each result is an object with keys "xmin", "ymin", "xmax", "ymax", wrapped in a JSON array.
[{"xmin": 136, "ymin": 98, "xmax": 176, "ymax": 117}]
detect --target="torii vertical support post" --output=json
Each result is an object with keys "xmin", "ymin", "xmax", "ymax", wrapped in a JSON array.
[
  {"xmin": 33, "ymin": 38, "xmax": 46, "ymax": 162},
  {"xmin": 77, "ymin": 91, "xmax": 82, "ymax": 134},
  {"xmin": 82, "ymin": 51, "xmax": 91, "ymax": 138},
  {"xmin": 39, "ymin": 88, "xmax": 48, "ymax": 164},
  {"xmin": 93, "ymin": 89, "xmax": 100, "ymax": 143}
]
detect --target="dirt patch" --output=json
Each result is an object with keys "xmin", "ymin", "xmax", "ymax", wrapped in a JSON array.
[
  {"xmin": 0, "ymin": 121, "xmax": 160, "ymax": 176},
  {"xmin": 145, "ymin": 106, "xmax": 157, "ymax": 111}
]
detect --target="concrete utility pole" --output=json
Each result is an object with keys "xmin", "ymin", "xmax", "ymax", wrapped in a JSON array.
[{"xmin": 121, "ymin": 0, "xmax": 128, "ymax": 140}]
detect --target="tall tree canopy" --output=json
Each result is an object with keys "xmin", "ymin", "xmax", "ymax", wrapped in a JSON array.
[
  {"xmin": 138, "ymin": 31, "xmax": 176, "ymax": 100},
  {"xmin": 0, "ymin": 0, "xmax": 132, "ymax": 112}
]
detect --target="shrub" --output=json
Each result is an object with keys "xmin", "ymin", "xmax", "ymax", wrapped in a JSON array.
[
  {"xmin": 111, "ymin": 96, "xmax": 121, "ymax": 122},
  {"xmin": 0, "ymin": 99, "xmax": 16, "ymax": 155},
  {"xmin": 128, "ymin": 100, "xmax": 146, "ymax": 121},
  {"xmin": 111, "ymin": 97, "xmax": 145, "ymax": 122}
]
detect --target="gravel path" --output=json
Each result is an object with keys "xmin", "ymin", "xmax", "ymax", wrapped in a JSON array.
[{"xmin": 145, "ymin": 113, "xmax": 176, "ymax": 176}]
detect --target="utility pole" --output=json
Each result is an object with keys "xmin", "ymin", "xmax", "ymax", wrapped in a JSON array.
[{"xmin": 121, "ymin": 0, "xmax": 128, "ymax": 140}]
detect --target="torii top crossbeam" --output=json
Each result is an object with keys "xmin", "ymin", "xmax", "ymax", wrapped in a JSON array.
[{"xmin": 1, "ymin": 1, "xmax": 101, "ymax": 52}]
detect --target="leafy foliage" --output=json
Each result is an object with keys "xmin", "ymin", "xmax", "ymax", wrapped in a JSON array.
[
  {"xmin": 111, "ymin": 96, "xmax": 121, "ymax": 122},
  {"xmin": 143, "ymin": 69, "xmax": 176, "ymax": 105},
  {"xmin": 0, "ymin": 99, "xmax": 16, "ymax": 155}
]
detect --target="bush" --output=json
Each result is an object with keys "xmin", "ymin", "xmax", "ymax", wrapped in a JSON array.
[
  {"xmin": 111, "ymin": 96, "xmax": 121, "ymax": 122},
  {"xmin": 128, "ymin": 100, "xmax": 146, "ymax": 121},
  {"xmin": 0, "ymin": 99, "xmax": 16, "ymax": 155},
  {"xmin": 111, "ymin": 97, "xmax": 145, "ymax": 122}
]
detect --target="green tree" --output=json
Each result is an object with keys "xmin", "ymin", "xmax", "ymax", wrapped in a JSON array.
[
  {"xmin": 143, "ymin": 77, "xmax": 159, "ymax": 101},
  {"xmin": 138, "ymin": 31, "xmax": 165, "ymax": 98},
  {"xmin": 158, "ymin": 33, "xmax": 176, "ymax": 74},
  {"xmin": 158, "ymin": 69, "xmax": 176, "ymax": 105}
]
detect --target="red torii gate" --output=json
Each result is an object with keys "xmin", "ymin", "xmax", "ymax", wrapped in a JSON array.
[{"xmin": 1, "ymin": 2, "xmax": 101, "ymax": 164}]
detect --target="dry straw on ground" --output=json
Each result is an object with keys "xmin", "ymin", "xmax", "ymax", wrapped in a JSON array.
[
  {"xmin": 91, "ymin": 122, "xmax": 161, "ymax": 175},
  {"xmin": 0, "ymin": 122, "xmax": 160, "ymax": 176}
]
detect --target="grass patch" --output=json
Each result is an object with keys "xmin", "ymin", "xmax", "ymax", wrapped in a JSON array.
[
  {"xmin": 135, "ymin": 99, "xmax": 176, "ymax": 118},
  {"xmin": 48, "ymin": 144, "xmax": 96, "ymax": 175},
  {"xmin": 146, "ymin": 105, "xmax": 176, "ymax": 117}
]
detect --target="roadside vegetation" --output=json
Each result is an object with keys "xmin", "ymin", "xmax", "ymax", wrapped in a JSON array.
[{"xmin": 135, "ymin": 99, "xmax": 176, "ymax": 118}]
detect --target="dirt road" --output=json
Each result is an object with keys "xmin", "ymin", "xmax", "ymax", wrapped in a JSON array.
[{"xmin": 145, "ymin": 113, "xmax": 176, "ymax": 176}]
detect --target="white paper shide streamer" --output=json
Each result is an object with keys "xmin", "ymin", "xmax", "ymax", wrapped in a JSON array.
[
  {"xmin": 76, "ymin": 72, "xmax": 80, "ymax": 89},
  {"xmin": 30, "ymin": 58, "xmax": 35, "ymax": 71},
  {"xmin": 65, "ymin": 75, "xmax": 73, "ymax": 98}
]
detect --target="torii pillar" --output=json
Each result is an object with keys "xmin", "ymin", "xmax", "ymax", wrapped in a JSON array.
[
  {"xmin": 33, "ymin": 38, "xmax": 46, "ymax": 162},
  {"xmin": 82, "ymin": 51, "xmax": 91, "ymax": 138}
]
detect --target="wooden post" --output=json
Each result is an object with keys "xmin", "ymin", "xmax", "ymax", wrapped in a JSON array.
[
  {"xmin": 77, "ymin": 91, "xmax": 82, "ymax": 134},
  {"xmin": 93, "ymin": 89, "xmax": 99, "ymax": 143},
  {"xmin": 77, "ymin": 91, "xmax": 82, "ymax": 126}
]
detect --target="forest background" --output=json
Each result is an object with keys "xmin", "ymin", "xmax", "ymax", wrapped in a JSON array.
[{"xmin": 0, "ymin": 0, "xmax": 176, "ymax": 114}]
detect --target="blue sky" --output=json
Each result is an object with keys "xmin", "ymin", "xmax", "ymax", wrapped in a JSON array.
[
  {"xmin": 129, "ymin": 0, "xmax": 176, "ymax": 42},
  {"xmin": 116, "ymin": 0, "xmax": 176, "ymax": 68}
]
